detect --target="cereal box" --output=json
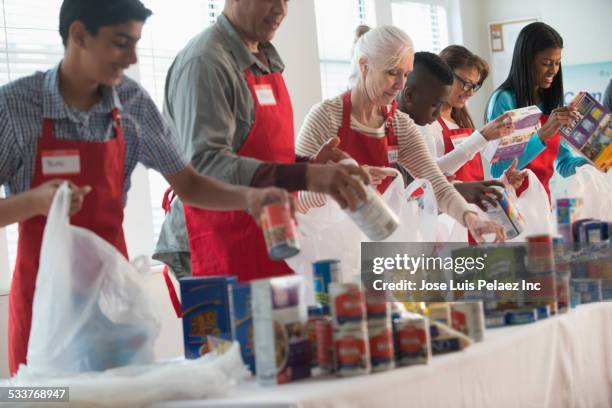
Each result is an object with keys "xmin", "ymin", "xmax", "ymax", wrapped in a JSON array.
[
  {"xmin": 179, "ymin": 276, "xmax": 236, "ymax": 359},
  {"xmin": 252, "ymin": 275, "xmax": 311, "ymax": 385}
]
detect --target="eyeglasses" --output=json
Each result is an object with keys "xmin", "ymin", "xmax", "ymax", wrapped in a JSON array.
[{"xmin": 453, "ymin": 73, "xmax": 482, "ymax": 92}]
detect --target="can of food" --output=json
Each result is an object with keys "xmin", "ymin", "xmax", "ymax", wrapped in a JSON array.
[
  {"xmin": 312, "ymin": 260, "xmax": 341, "ymax": 311},
  {"xmin": 315, "ymin": 316, "xmax": 334, "ymax": 373},
  {"xmin": 450, "ymin": 301, "xmax": 485, "ymax": 342},
  {"xmin": 260, "ymin": 200, "xmax": 299, "ymax": 260},
  {"xmin": 536, "ymin": 304, "xmax": 551, "ymax": 319},
  {"xmin": 505, "ymin": 308, "xmax": 537, "ymax": 325},
  {"xmin": 484, "ymin": 186, "xmax": 525, "ymax": 240},
  {"xmin": 524, "ymin": 272, "xmax": 557, "ymax": 313},
  {"xmin": 526, "ymin": 235, "xmax": 554, "ymax": 273},
  {"xmin": 393, "ymin": 316, "xmax": 430, "ymax": 366},
  {"xmin": 365, "ymin": 290, "xmax": 391, "ymax": 322},
  {"xmin": 556, "ymin": 272, "xmax": 570, "ymax": 313},
  {"xmin": 307, "ymin": 305, "xmax": 325, "ymax": 367},
  {"xmin": 484, "ymin": 311, "xmax": 507, "ymax": 328},
  {"xmin": 330, "ymin": 283, "xmax": 366, "ymax": 327},
  {"xmin": 334, "ymin": 324, "xmax": 371, "ymax": 376},
  {"xmin": 368, "ymin": 323, "xmax": 395, "ymax": 372}
]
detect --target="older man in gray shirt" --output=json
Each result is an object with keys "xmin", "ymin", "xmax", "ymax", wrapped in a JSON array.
[{"xmin": 155, "ymin": 0, "xmax": 367, "ymax": 281}]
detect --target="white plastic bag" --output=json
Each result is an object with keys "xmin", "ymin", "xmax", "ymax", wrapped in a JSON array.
[
  {"xmin": 565, "ymin": 165, "xmax": 612, "ymax": 220},
  {"xmin": 285, "ymin": 173, "xmax": 439, "ymax": 284},
  {"xmin": 507, "ymin": 169, "xmax": 556, "ymax": 240},
  {"xmin": 25, "ymin": 182, "xmax": 160, "ymax": 376},
  {"xmin": 4, "ymin": 342, "xmax": 249, "ymax": 408}
]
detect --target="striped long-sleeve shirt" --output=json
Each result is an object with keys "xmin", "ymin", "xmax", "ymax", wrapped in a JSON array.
[{"xmin": 295, "ymin": 95, "xmax": 473, "ymax": 226}]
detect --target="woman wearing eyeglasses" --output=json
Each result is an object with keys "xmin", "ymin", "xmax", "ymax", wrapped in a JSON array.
[
  {"xmin": 486, "ymin": 22, "xmax": 587, "ymax": 200},
  {"xmin": 417, "ymin": 45, "xmax": 521, "ymax": 185}
]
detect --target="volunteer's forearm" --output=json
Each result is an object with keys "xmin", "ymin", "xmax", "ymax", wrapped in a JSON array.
[
  {"xmin": 165, "ymin": 166, "xmax": 249, "ymax": 211},
  {"xmin": 0, "ymin": 192, "xmax": 38, "ymax": 227}
]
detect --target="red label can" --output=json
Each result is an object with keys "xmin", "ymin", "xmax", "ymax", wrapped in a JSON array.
[{"xmin": 261, "ymin": 201, "xmax": 300, "ymax": 260}]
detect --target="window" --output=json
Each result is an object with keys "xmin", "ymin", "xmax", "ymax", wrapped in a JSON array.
[
  {"xmin": 391, "ymin": 1, "xmax": 449, "ymax": 53},
  {"xmin": 0, "ymin": 0, "xmax": 224, "ymax": 276},
  {"xmin": 140, "ymin": 0, "xmax": 224, "ymax": 244},
  {"xmin": 314, "ymin": 0, "xmax": 376, "ymax": 100}
]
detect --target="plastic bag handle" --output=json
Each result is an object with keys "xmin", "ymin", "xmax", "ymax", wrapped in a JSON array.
[
  {"xmin": 404, "ymin": 178, "xmax": 438, "ymax": 240},
  {"xmin": 163, "ymin": 266, "xmax": 183, "ymax": 318}
]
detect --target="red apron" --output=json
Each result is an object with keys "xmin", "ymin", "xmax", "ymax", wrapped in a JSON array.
[
  {"xmin": 439, "ymin": 117, "xmax": 484, "ymax": 182},
  {"xmin": 8, "ymin": 108, "xmax": 128, "ymax": 375},
  {"xmin": 438, "ymin": 117, "xmax": 483, "ymax": 244},
  {"xmin": 337, "ymin": 91, "xmax": 398, "ymax": 194},
  {"xmin": 168, "ymin": 69, "xmax": 295, "ymax": 290},
  {"xmin": 516, "ymin": 114, "xmax": 560, "ymax": 202}
]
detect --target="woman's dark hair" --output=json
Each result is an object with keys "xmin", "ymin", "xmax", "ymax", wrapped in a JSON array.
[
  {"xmin": 439, "ymin": 45, "xmax": 489, "ymax": 129},
  {"xmin": 495, "ymin": 22, "xmax": 564, "ymax": 115},
  {"xmin": 59, "ymin": 0, "xmax": 152, "ymax": 47}
]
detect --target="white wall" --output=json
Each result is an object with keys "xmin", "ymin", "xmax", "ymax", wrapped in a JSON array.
[{"xmin": 0, "ymin": 294, "xmax": 8, "ymax": 378}]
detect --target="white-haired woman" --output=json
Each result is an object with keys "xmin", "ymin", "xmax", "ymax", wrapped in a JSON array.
[{"xmin": 296, "ymin": 26, "xmax": 504, "ymax": 242}]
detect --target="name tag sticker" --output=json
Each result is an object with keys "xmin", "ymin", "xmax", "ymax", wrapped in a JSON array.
[
  {"xmin": 41, "ymin": 149, "xmax": 81, "ymax": 175},
  {"xmin": 387, "ymin": 145, "xmax": 399, "ymax": 164},
  {"xmin": 254, "ymin": 84, "xmax": 277, "ymax": 106}
]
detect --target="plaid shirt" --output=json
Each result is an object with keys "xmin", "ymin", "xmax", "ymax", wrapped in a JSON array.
[{"xmin": 0, "ymin": 63, "xmax": 188, "ymax": 204}]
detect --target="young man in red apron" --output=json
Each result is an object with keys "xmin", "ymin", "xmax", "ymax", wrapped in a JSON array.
[
  {"xmin": 0, "ymin": 0, "xmax": 291, "ymax": 375},
  {"xmin": 397, "ymin": 52, "xmax": 517, "ymax": 211},
  {"xmin": 155, "ymin": 0, "xmax": 369, "ymax": 290}
]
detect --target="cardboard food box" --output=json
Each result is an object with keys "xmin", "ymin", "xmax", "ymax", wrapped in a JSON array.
[
  {"xmin": 179, "ymin": 276, "xmax": 236, "ymax": 359},
  {"xmin": 560, "ymin": 92, "xmax": 612, "ymax": 172},
  {"xmin": 482, "ymin": 105, "xmax": 542, "ymax": 163},
  {"xmin": 252, "ymin": 275, "xmax": 311, "ymax": 385},
  {"xmin": 228, "ymin": 281, "xmax": 255, "ymax": 374}
]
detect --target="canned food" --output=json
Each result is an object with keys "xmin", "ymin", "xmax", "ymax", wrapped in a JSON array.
[
  {"xmin": 556, "ymin": 272, "xmax": 570, "ymax": 313},
  {"xmin": 450, "ymin": 301, "xmax": 485, "ymax": 342},
  {"xmin": 330, "ymin": 283, "xmax": 366, "ymax": 327},
  {"xmin": 334, "ymin": 325, "xmax": 371, "ymax": 376},
  {"xmin": 505, "ymin": 308, "xmax": 537, "ymax": 325},
  {"xmin": 312, "ymin": 260, "xmax": 341, "ymax": 310},
  {"xmin": 527, "ymin": 235, "xmax": 554, "ymax": 273},
  {"xmin": 307, "ymin": 306, "xmax": 325, "ymax": 367},
  {"xmin": 393, "ymin": 316, "xmax": 430, "ymax": 366},
  {"xmin": 571, "ymin": 278, "xmax": 603, "ymax": 303},
  {"xmin": 368, "ymin": 323, "xmax": 395, "ymax": 372},
  {"xmin": 315, "ymin": 317, "xmax": 334, "ymax": 373},
  {"xmin": 260, "ymin": 201, "xmax": 300, "ymax": 260},
  {"xmin": 365, "ymin": 290, "xmax": 391, "ymax": 322},
  {"xmin": 484, "ymin": 311, "xmax": 506, "ymax": 328}
]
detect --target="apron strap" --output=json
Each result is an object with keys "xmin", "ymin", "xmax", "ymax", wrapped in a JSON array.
[
  {"xmin": 382, "ymin": 101, "xmax": 398, "ymax": 146},
  {"xmin": 163, "ymin": 266, "xmax": 183, "ymax": 318},
  {"xmin": 341, "ymin": 91, "xmax": 352, "ymax": 130},
  {"xmin": 162, "ymin": 187, "xmax": 176, "ymax": 214}
]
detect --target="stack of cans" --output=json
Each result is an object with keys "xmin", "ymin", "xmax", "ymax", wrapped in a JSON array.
[
  {"xmin": 330, "ymin": 283, "xmax": 371, "ymax": 376},
  {"xmin": 571, "ymin": 278, "xmax": 603, "ymax": 304},
  {"xmin": 365, "ymin": 290, "xmax": 395, "ymax": 372},
  {"xmin": 553, "ymin": 236, "xmax": 571, "ymax": 313},
  {"xmin": 525, "ymin": 235, "xmax": 558, "ymax": 315},
  {"xmin": 312, "ymin": 260, "xmax": 341, "ymax": 314}
]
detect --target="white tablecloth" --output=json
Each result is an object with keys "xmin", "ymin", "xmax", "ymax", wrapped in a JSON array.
[{"xmin": 153, "ymin": 302, "xmax": 612, "ymax": 408}]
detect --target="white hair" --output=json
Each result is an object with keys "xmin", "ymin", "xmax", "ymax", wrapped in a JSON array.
[{"xmin": 348, "ymin": 25, "xmax": 414, "ymax": 87}]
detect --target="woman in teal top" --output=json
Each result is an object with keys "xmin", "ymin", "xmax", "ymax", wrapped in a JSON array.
[{"xmin": 486, "ymin": 22, "xmax": 588, "ymax": 198}]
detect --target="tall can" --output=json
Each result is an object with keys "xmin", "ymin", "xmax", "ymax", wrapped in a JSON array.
[
  {"xmin": 312, "ymin": 260, "xmax": 341, "ymax": 312},
  {"xmin": 340, "ymin": 158, "xmax": 399, "ymax": 241},
  {"xmin": 315, "ymin": 316, "xmax": 334, "ymax": 373},
  {"xmin": 393, "ymin": 315, "xmax": 430, "ymax": 366},
  {"xmin": 260, "ymin": 199, "xmax": 299, "ymax": 260},
  {"xmin": 368, "ymin": 322, "xmax": 395, "ymax": 372}
]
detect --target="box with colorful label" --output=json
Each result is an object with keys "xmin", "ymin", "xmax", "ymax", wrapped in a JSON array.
[
  {"xmin": 560, "ymin": 92, "xmax": 612, "ymax": 172},
  {"xmin": 252, "ymin": 275, "xmax": 311, "ymax": 385},
  {"xmin": 179, "ymin": 276, "xmax": 236, "ymax": 359},
  {"xmin": 228, "ymin": 281, "xmax": 255, "ymax": 374},
  {"xmin": 482, "ymin": 105, "xmax": 542, "ymax": 163}
]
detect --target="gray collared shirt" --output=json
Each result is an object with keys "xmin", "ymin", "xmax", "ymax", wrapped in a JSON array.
[{"xmin": 154, "ymin": 14, "xmax": 304, "ymax": 275}]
